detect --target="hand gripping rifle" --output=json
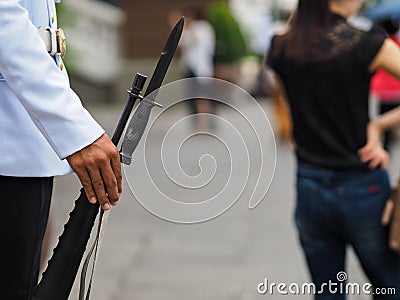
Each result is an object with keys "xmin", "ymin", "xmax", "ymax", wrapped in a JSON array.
[{"xmin": 33, "ymin": 17, "xmax": 184, "ymax": 300}]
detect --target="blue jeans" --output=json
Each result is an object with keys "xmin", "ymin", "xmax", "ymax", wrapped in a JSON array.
[{"xmin": 295, "ymin": 164, "xmax": 400, "ymax": 299}]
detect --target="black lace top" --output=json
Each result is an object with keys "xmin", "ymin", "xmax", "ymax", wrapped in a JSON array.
[{"xmin": 267, "ymin": 13, "xmax": 387, "ymax": 171}]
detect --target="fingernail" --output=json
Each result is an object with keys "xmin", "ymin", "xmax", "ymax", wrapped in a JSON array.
[
  {"xmin": 104, "ymin": 203, "xmax": 111, "ymax": 210},
  {"xmin": 90, "ymin": 197, "xmax": 97, "ymax": 204},
  {"xmin": 111, "ymin": 201, "xmax": 119, "ymax": 207}
]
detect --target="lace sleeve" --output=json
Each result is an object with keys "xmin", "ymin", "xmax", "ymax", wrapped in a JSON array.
[{"xmin": 355, "ymin": 26, "xmax": 387, "ymax": 72}]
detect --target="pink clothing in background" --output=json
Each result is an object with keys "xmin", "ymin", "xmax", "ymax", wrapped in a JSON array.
[{"xmin": 371, "ymin": 35, "xmax": 400, "ymax": 101}]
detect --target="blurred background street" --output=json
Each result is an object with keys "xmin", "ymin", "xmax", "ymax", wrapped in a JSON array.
[
  {"xmin": 41, "ymin": 0, "xmax": 400, "ymax": 299},
  {"xmin": 44, "ymin": 100, "xmax": 400, "ymax": 300}
]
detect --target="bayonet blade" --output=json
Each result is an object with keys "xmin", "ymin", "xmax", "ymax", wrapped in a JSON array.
[
  {"xmin": 144, "ymin": 17, "xmax": 184, "ymax": 100},
  {"xmin": 120, "ymin": 17, "xmax": 184, "ymax": 165}
]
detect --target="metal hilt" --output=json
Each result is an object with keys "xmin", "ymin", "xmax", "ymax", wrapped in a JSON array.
[{"xmin": 111, "ymin": 73, "xmax": 147, "ymax": 145}]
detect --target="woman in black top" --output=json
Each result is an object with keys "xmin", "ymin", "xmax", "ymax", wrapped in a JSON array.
[{"xmin": 267, "ymin": 0, "xmax": 400, "ymax": 299}]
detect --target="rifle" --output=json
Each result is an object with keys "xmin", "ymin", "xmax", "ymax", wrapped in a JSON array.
[{"xmin": 33, "ymin": 17, "xmax": 184, "ymax": 300}]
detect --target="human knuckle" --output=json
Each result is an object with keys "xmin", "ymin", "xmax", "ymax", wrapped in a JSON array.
[
  {"xmin": 108, "ymin": 177, "xmax": 117, "ymax": 187},
  {"xmin": 94, "ymin": 181, "xmax": 104, "ymax": 189},
  {"xmin": 109, "ymin": 193, "xmax": 119, "ymax": 201},
  {"xmin": 73, "ymin": 160, "xmax": 85, "ymax": 170},
  {"xmin": 97, "ymin": 154, "xmax": 108, "ymax": 164},
  {"xmin": 98, "ymin": 198, "xmax": 107, "ymax": 205},
  {"xmin": 82, "ymin": 186, "xmax": 90, "ymax": 195},
  {"xmin": 112, "ymin": 148, "xmax": 119, "ymax": 158},
  {"xmin": 109, "ymin": 145, "xmax": 118, "ymax": 154},
  {"xmin": 103, "ymin": 145, "xmax": 118, "ymax": 156},
  {"xmin": 81, "ymin": 179, "xmax": 92, "ymax": 187},
  {"xmin": 85, "ymin": 158, "xmax": 97, "ymax": 167}
]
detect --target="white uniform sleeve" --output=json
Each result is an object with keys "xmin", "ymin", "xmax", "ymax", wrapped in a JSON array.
[{"xmin": 0, "ymin": 1, "xmax": 105, "ymax": 159}]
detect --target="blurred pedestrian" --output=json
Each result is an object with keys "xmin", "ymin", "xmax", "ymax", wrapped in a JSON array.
[
  {"xmin": 272, "ymin": 74, "xmax": 293, "ymax": 144},
  {"xmin": 169, "ymin": 7, "xmax": 215, "ymax": 132},
  {"xmin": 371, "ymin": 19, "xmax": 400, "ymax": 151},
  {"xmin": 0, "ymin": 1, "xmax": 121, "ymax": 299},
  {"xmin": 207, "ymin": 0, "xmax": 248, "ymax": 85},
  {"xmin": 269, "ymin": 13, "xmax": 293, "ymax": 144},
  {"xmin": 267, "ymin": 0, "xmax": 400, "ymax": 298}
]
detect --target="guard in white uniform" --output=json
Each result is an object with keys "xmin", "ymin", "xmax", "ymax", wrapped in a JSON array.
[{"xmin": 0, "ymin": 1, "xmax": 122, "ymax": 298}]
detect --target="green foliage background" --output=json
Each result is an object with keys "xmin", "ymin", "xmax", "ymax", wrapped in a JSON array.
[{"xmin": 207, "ymin": 1, "xmax": 248, "ymax": 64}]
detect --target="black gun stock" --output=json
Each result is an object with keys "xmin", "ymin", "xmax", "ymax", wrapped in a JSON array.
[{"xmin": 33, "ymin": 190, "xmax": 99, "ymax": 300}]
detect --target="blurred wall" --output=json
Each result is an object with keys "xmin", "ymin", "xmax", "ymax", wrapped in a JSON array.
[
  {"xmin": 61, "ymin": 0, "xmax": 213, "ymax": 103},
  {"xmin": 60, "ymin": 0, "xmax": 125, "ymax": 84},
  {"xmin": 122, "ymin": 0, "xmax": 212, "ymax": 58},
  {"xmin": 57, "ymin": 0, "xmax": 126, "ymax": 104}
]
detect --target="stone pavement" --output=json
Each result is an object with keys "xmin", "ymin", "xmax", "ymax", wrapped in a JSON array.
[{"xmin": 42, "ymin": 99, "xmax": 399, "ymax": 300}]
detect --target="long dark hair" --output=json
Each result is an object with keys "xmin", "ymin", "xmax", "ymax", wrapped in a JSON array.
[{"xmin": 284, "ymin": 0, "xmax": 330, "ymax": 61}]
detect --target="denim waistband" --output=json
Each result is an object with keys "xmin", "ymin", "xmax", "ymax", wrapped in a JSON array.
[{"xmin": 297, "ymin": 163, "xmax": 387, "ymax": 185}]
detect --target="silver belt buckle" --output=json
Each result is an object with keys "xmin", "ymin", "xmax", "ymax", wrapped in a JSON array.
[{"xmin": 38, "ymin": 26, "xmax": 67, "ymax": 58}]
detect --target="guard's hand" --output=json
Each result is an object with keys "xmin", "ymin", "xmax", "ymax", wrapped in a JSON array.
[
  {"xmin": 358, "ymin": 122, "xmax": 390, "ymax": 169},
  {"xmin": 66, "ymin": 134, "xmax": 122, "ymax": 210}
]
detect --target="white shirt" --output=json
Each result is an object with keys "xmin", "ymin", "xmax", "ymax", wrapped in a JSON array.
[
  {"xmin": 180, "ymin": 20, "xmax": 215, "ymax": 77},
  {"xmin": 0, "ymin": 0, "xmax": 104, "ymax": 177}
]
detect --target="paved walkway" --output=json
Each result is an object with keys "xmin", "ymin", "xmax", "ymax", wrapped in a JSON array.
[{"xmin": 43, "ymin": 100, "xmax": 399, "ymax": 300}]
